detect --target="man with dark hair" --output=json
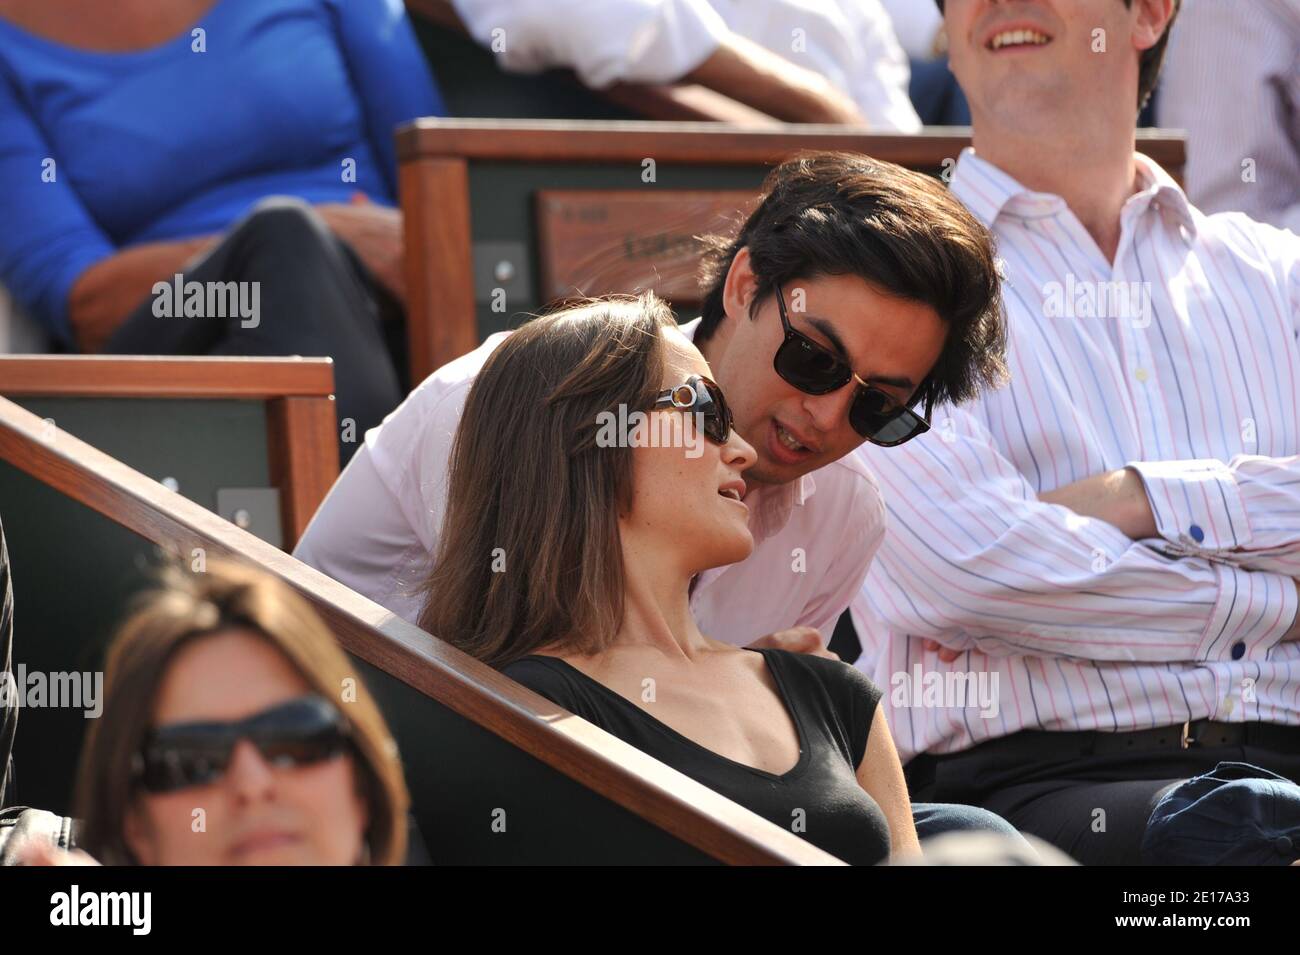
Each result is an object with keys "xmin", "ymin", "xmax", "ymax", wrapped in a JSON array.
[
  {"xmin": 296, "ymin": 150, "xmax": 1016, "ymax": 846},
  {"xmin": 298, "ymin": 151, "xmax": 1005, "ymax": 658},
  {"xmin": 853, "ymin": 0, "xmax": 1300, "ymax": 865}
]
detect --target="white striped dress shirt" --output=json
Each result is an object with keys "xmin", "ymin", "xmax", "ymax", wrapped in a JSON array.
[{"xmin": 852, "ymin": 147, "xmax": 1300, "ymax": 761}]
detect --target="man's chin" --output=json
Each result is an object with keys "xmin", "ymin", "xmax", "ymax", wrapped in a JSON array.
[
  {"xmin": 747, "ymin": 455, "xmax": 815, "ymax": 488},
  {"xmin": 979, "ymin": 81, "xmax": 1073, "ymax": 129}
]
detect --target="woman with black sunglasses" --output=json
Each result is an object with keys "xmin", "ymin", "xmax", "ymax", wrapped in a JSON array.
[
  {"xmin": 419, "ymin": 295, "xmax": 921, "ymax": 865},
  {"xmin": 22, "ymin": 560, "xmax": 409, "ymax": 866}
]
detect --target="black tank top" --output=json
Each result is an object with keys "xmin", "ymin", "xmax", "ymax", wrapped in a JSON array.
[{"xmin": 501, "ymin": 647, "xmax": 890, "ymax": 865}]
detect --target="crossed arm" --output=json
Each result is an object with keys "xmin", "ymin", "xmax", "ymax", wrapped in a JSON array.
[
  {"xmin": 858, "ymin": 401, "xmax": 1300, "ymax": 667},
  {"xmin": 920, "ymin": 463, "xmax": 1300, "ymax": 661}
]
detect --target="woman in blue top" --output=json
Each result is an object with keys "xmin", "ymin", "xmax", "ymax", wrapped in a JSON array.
[{"xmin": 0, "ymin": 0, "xmax": 445, "ymax": 457}]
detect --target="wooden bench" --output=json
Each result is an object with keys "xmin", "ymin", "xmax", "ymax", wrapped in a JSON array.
[
  {"xmin": 0, "ymin": 356, "xmax": 338, "ymax": 550},
  {"xmin": 396, "ymin": 118, "xmax": 1187, "ymax": 382},
  {"xmin": 0, "ymin": 395, "xmax": 839, "ymax": 864}
]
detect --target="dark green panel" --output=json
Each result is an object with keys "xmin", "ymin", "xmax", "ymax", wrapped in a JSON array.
[
  {"xmin": 3, "ymin": 396, "xmax": 271, "ymax": 811},
  {"xmin": 14, "ymin": 397, "xmax": 269, "ymax": 516},
  {"xmin": 411, "ymin": 19, "xmax": 635, "ymax": 121},
  {"xmin": 353, "ymin": 656, "xmax": 716, "ymax": 864},
  {"xmin": 1, "ymin": 461, "xmax": 164, "ymax": 813},
  {"xmin": 469, "ymin": 161, "xmax": 774, "ymax": 339}
]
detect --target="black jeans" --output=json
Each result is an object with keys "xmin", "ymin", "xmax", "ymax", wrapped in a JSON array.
[
  {"xmin": 104, "ymin": 196, "xmax": 405, "ymax": 466},
  {"xmin": 908, "ymin": 734, "xmax": 1300, "ymax": 865}
]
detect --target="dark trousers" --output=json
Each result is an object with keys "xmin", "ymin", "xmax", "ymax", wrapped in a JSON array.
[
  {"xmin": 104, "ymin": 197, "xmax": 405, "ymax": 466},
  {"xmin": 908, "ymin": 734, "xmax": 1300, "ymax": 865}
]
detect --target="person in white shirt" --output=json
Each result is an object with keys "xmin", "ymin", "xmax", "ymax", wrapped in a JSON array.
[
  {"xmin": 1159, "ymin": 0, "xmax": 1300, "ymax": 233},
  {"xmin": 854, "ymin": 0, "xmax": 1300, "ymax": 865},
  {"xmin": 295, "ymin": 150, "xmax": 1018, "ymax": 843},
  {"xmin": 449, "ymin": 0, "xmax": 922, "ymax": 130},
  {"xmin": 296, "ymin": 151, "xmax": 1006, "ymax": 654}
]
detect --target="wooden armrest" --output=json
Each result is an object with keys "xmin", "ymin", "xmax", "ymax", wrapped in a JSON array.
[{"xmin": 0, "ymin": 355, "xmax": 334, "ymax": 399}]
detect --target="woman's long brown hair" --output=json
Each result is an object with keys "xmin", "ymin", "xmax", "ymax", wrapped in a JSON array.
[
  {"xmin": 74, "ymin": 559, "xmax": 409, "ymax": 865},
  {"xmin": 417, "ymin": 294, "xmax": 676, "ymax": 667}
]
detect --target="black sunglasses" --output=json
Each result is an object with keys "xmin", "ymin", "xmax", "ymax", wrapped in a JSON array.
[
  {"xmin": 652, "ymin": 374, "xmax": 733, "ymax": 445},
  {"xmin": 133, "ymin": 694, "xmax": 351, "ymax": 794},
  {"xmin": 772, "ymin": 283, "xmax": 933, "ymax": 447}
]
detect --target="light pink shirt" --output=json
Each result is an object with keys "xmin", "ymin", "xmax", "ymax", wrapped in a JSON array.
[{"xmin": 294, "ymin": 318, "xmax": 886, "ymax": 647}]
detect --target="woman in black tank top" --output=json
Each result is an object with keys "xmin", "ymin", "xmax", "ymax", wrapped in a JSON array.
[{"xmin": 416, "ymin": 296, "xmax": 920, "ymax": 865}]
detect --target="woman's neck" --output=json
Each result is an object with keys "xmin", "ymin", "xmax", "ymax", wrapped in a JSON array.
[{"xmin": 612, "ymin": 561, "xmax": 711, "ymax": 660}]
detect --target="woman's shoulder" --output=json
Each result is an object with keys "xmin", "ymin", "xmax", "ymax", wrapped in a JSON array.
[
  {"xmin": 499, "ymin": 655, "xmax": 590, "ymax": 712},
  {"xmin": 760, "ymin": 648, "xmax": 883, "ymax": 755},
  {"xmin": 761, "ymin": 647, "xmax": 882, "ymax": 703}
]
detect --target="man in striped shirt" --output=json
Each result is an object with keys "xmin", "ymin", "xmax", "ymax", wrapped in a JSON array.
[{"xmin": 854, "ymin": 0, "xmax": 1300, "ymax": 864}]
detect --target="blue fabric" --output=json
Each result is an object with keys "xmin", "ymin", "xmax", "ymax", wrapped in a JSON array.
[
  {"xmin": 913, "ymin": 801, "xmax": 1026, "ymax": 843},
  {"xmin": 907, "ymin": 57, "xmax": 970, "ymax": 127},
  {"xmin": 0, "ymin": 0, "xmax": 444, "ymax": 343},
  {"xmin": 1142, "ymin": 761, "xmax": 1300, "ymax": 865}
]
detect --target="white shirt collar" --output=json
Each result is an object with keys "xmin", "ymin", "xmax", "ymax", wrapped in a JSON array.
[{"xmin": 950, "ymin": 146, "xmax": 1197, "ymax": 237}]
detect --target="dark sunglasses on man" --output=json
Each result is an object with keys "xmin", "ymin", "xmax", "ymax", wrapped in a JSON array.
[
  {"xmin": 773, "ymin": 282, "xmax": 933, "ymax": 446},
  {"xmin": 132, "ymin": 694, "xmax": 352, "ymax": 794},
  {"xmin": 652, "ymin": 374, "xmax": 734, "ymax": 445}
]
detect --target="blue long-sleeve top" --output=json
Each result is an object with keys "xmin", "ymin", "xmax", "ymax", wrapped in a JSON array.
[{"xmin": 0, "ymin": 0, "xmax": 445, "ymax": 344}]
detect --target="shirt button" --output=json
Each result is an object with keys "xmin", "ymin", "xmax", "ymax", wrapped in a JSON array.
[
  {"xmin": 1232, "ymin": 642, "xmax": 1246, "ymax": 660},
  {"xmin": 1135, "ymin": 367, "xmax": 1148, "ymax": 382},
  {"xmin": 1189, "ymin": 524, "xmax": 1205, "ymax": 543},
  {"xmin": 1274, "ymin": 835, "xmax": 1293, "ymax": 856}
]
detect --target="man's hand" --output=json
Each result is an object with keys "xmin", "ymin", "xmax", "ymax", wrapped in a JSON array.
[
  {"xmin": 315, "ymin": 193, "xmax": 406, "ymax": 305},
  {"xmin": 921, "ymin": 639, "xmax": 963, "ymax": 663},
  {"xmin": 748, "ymin": 626, "xmax": 839, "ymax": 660},
  {"xmin": 1038, "ymin": 467, "xmax": 1158, "ymax": 540}
]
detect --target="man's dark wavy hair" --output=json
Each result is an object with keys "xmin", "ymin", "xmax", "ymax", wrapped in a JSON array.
[{"xmin": 696, "ymin": 152, "xmax": 1007, "ymax": 408}]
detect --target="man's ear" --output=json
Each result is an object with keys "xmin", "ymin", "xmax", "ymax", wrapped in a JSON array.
[
  {"xmin": 1131, "ymin": 0, "xmax": 1175, "ymax": 52},
  {"xmin": 721, "ymin": 246, "xmax": 759, "ymax": 326}
]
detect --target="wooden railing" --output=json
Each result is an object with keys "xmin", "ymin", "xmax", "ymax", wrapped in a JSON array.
[
  {"xmin": 0, "ymin": 355, "xmax": 338, "ymax": 547},
  {"xmin": 0, "ymin": 394, "xmax": 841, "ymax": 865}
]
